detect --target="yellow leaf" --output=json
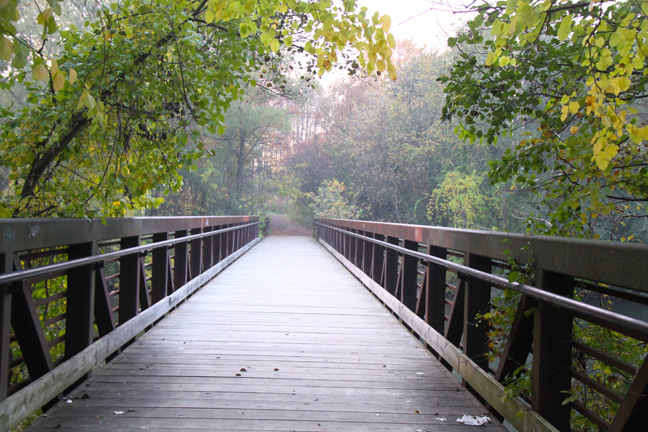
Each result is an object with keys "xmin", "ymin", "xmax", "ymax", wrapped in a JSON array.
[
  {"xmin": 570, "ymin": 125, "xmax": 579, "ymax": 134},
  {"xmin": 485, "ymin": 51, "xmax": 497, "ymax": 67},
  {"xmin": 53, "ymin": 73, "xmax": 65, "ymax": 92},
  {"xmin": 32, "ymin": 63, "xmax": 49, "ymax": 81},
  {"xmin": 0, "ymin": 36, "xmax": 14, "ymax": 61},
  {"xmin": 560, "ymin": 105, "xmax": 569, "ymax": 121},
  {"xmin": 37, "ymin": 8, "xmax": 53, "ymax": 25},
  {"xmin": 568, "ymin": 100, "xmax": 580, "ymax": 114},
  {"xmin": 50, "ymin": 59, "xmax": 59, "ymax": 76},
  {"xmin": 270, "ymin": 38, "xmax": 280, "ymax": 53},
  {"xmin": 380, "ymin": 15, "xmax": 391, "ymax": 32},
  {"xmin": 69, "ymin": 68, "xmax": 77, "ymax": 85},
  {"xmin": 77, "ymin": 89, "xmax": 88, "ymax": 110}
]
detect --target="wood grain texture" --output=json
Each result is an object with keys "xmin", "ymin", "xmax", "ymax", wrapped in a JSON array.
[{"xmin": 26, "ymin": 237, "xmax": 505, "ymax": 431}]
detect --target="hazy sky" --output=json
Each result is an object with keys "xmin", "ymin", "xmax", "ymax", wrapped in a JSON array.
[{"xmin": 356, "ymin": 0, "xmax": 474, "ymax": 50}]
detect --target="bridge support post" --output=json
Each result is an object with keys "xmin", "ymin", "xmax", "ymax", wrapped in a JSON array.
[
  {"xmin": 0, "ymin": 252, "xmax": 11, "ymax": 400},
  {"xmin": 151, "ymin": 232, "xmax": 170, "ymax": 304},
  {"xmin": 532, "ymin": 270, "xmax": 574, "ymax": 431},
  {"xmin": 190, "ymin": 228, "xmax": 202, "ymax": 281},
  {"xmin": 401, "ymin": 240, "xmax": 419, "ymax": 312},
  {"xmin": 119, "ymin": 236, "xmax": 141, "ymax": 325},
  {"xmin": 464, "ymin": 253, "xmax": 491, "ymax": 370},
  {"xmin": 65, "ymin": 241, "xmax": 96, "ymax": 360},
  {"xmin": 372, "ymin": 234, "xmax": 385, "ymax": 285},
  {"xmin": 426, "ymin": 246, "xmax": 447, "ymax": 334},
  {"xmin": 363, "ymin": 232, "xmax": 372, "ymax": 275},
  {"xmin": 174, "ymin": 230, "xmax": 188, "ymax": 288},
  {"xmin": 203, "ymin": 227, "xmax": 213, "ymax": 269},
  {"xmin": 384, "ymin": 237, "xmax": 399, "ymax": 296}
]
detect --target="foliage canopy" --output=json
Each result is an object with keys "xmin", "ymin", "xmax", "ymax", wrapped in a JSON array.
[
  {"xmin": 441, "ymin": 0, "xmax": 648, "ymax": 237},
  {"xmin": 0, "ymin": 0, "xmax": 395, "ymax": 217}
]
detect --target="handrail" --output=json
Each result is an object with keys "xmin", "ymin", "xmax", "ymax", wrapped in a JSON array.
[
  {"xmin": 315, "ymin": 218, "xmax": 648, "ymax": 432},
  {"xmin": 0, "ymin": 221, "xmax": 262, "ymax": 288},
  {"xmin": 314, "ymin": 222, "xmax": 648, "ymax": 341}
]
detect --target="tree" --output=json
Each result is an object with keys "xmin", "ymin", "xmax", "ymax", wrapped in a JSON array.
[
  {"xmin": 154, "ymin": 87, "xmax": 290, "ymax": 216},
  {"xmin": 309, "ymin": 179, "xmax": 361, "ymax": 219},
  {"xmin": 0, "ymin": 0, "xmax": 396, "ymax": 217},
  {"xmin": 426, "ymin": 171, "xmax": 493, "ymax": 228},
  {"xmin": 441, "ymin": 0, "xmax": 648, "ymax": 238}
]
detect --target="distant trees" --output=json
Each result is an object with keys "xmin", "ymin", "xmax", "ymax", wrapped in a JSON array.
[{"xmin": 286, "ymin": 45, "xmax": 519, "ymax": 230}]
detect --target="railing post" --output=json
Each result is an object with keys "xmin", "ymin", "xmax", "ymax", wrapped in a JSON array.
[
  {"xmin": 203, "ymin": 227, "xmax": 213, "ymax": 269},
  {"xmin": 426, "ymin": 245, "xmax": 447, "ymax": 333},
  {"xmin": 174, "ymin": 230, "xmax": 188, "ymax": 289},
  {"xmin": 65, "ymin": 242, "xmax": 96, "ymax": 359},
  {"xmin": 355, "ymin": 230, "xmax": 364, "ymax": 270},
  {"xmin": 384, "ymin": 236, "xmax": 399, "ymax": 296},
  {"xmin": 401, "ymin": 240, "xmax": 419, "ymax": 312},
  {"xmin": 212, "ymin": 226, "xmax": 222, "ymax": 263},
  {"xmin": 372, "ymin": 234, "xmax": 385, "ymax": 284},
  {"xmin": 464, "ymin": 253, "xmax": 492, "ymax": 370},
  {"xmin": 119, "ymin": 236, "xmax": 141, "ymax": 324},
  {"xmin": 190, "ymin": 228, "xmax": 202, "ymax": 280},
  {"xmin": 220, "ymin": 225, "xmax": 229, "ymax": 260},
  {"xmin": 532, "ymin": 269, "xmax": 574, "ymax": 431},
  {"xmin": 363, "ymin": 232, "xmax": 372, "ymax": 276},
  {"xmin": 0, "ymin": 252, "xmax": 11, "ymax": 400},
  {"xmin": 151, "ymin": 233, "xmax": 169, "ymax": 304}
]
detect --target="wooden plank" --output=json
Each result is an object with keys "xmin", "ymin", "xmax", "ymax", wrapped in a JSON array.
[{"xmin": 24, "ymin": 237, "xmax": 505, "ymax": 432}]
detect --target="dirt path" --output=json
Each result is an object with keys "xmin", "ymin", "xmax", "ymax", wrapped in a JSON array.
[{"xmin": 267, "ymin": 214, "xmax": 312, "ymax": 236}]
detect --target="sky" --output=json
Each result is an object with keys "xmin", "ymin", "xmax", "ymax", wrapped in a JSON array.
[{"xmin": 355, "ymin": 0, "xmax": 474, "ymax": 51}]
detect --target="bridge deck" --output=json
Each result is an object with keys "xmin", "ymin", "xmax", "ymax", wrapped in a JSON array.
[{"xmin": 28, "ymin": 236, "xmax": 504, "ymax": 431}]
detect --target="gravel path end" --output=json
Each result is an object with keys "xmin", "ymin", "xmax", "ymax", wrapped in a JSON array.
[{"xmin": 267, "ymin": 214, "xmax": 312, "ymax": 236}]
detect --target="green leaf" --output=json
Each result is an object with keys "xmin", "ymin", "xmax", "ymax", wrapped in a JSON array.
[
  {"xmin": 239, "ymin": 23, "xmax": 250, "ymax": 38},
  {"xmin": 270, "ymin": 38, "xmax": 280, "ymax": 53}
]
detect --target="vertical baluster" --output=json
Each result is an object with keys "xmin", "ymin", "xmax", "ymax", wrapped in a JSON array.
[
  {"xmin": 372, "ymin": 234, "xmax": 385, "ymax": 284},
  {"xmin": 190, "ymin": 228, "xmax": 202, "ymax": 280},
  {"xmin": 401, "ymin": 240, "xmax": 419, "ymax": 312},
  {"xmin": 119, "ymin": 236, "xmax": 140, "ymax": 324},
  {"xmin": 363, "ymin": 232, "xmax": 372, "ymax": 277},
  {"xmin": 426, "ymin": 245, "xmax": 447, "ymax": 334},
  {"xmin": 203, "ymin": 227, "xmax": 213, "ymax": 269},
  {"xmin": 173, "ymin": 230, "xmax": 188, "ymax": 289},
  {"xmin": 65, "ymin": 242, "xmax": 96, "ymax": 359},
  {"xmin": 532, "ymin": 270, "xmax": 574, "ymax": 431},
  {"xmin": 464, "ymin": 253, "xmax": 492, "ymax": 370},
  {"xmin": 384, "ymin": 237, "xmax": 399, "ymax": 296},
  {"xmin": 0, "ymin": 252, "xmax": 12, "ymax": 400},
  {"xmin": 213, "ymin": 226, "xmax": 222, "ymax": 263},
  {"xmin": 151, "ymin": 232, "xmax": 169, "ymax": 304}
]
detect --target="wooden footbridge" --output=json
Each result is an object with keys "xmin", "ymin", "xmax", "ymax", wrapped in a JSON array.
[{"xmin": 1, "ymin": 216, "xmax": 647, "ymax": 431}]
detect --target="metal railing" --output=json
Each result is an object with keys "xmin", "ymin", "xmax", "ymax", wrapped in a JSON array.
[
  {"xmin": 315, "ymin": 218, "xmax": 648, "ymax": 432},
  {"xmin": 0, "ymin": 216, "xmax": 265, "ymax": 430}
]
